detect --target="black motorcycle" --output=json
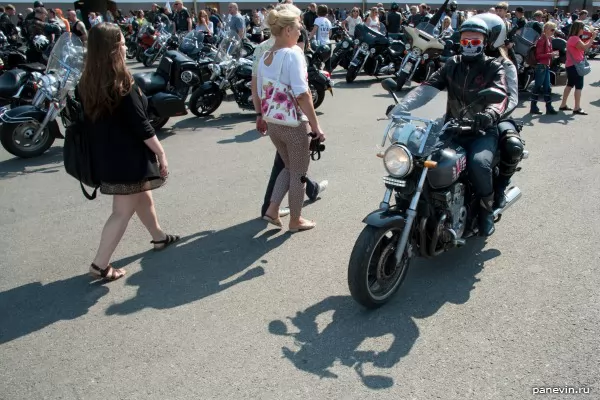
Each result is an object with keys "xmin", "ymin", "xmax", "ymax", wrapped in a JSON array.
[
  {"xmin": 133, "ymin": 50, "xmax": 209, "ymax": 130},
  {"xmin": 0, "ymin": 63, "xmax": 43, "ymax": 108},
  {"xmin": 306, "ymin": 46, "xmax": 333, "ymax": 109},
  {"xmin": 347, "ymin": 80, "xmax": 527, "ymax": 308},
  {"xmin": 346, "ymin": 23, "xmax": 405, "ymax": 83},
  {"xmin": 328, "ymin": 27, "xmax": 354, "ymax": 72}
]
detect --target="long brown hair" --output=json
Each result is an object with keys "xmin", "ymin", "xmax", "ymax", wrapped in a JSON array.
[
  {"xmin": 78, "ymin": 23, "xmax": 133, "ymax": 122},
  {"xmin": 568, "ymin": 21, "xmax": 585, "ymax": 38}
]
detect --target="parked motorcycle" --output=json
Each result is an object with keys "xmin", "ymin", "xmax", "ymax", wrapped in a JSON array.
[
  {"xmin": 0, "ymin": 33, "xmax": 84, "ymax": 158},
  {"xmin": 306, "ymin": 47, "xmax": 333, "ymax": 109},
  {"xmin": 135, "ymin": 23, "xmax": 156, "ymax": 62},
  {"xmin": 328, "ymin": 27, "xmax": 354, "ymax": 72},
  {"xmin": 188, "ymin": 31, "xmax": 254, "ymax": 116},
  {"xmin": 394, "ymin": 23, "xmax": 445, "ymax": 91},
  {"xmin": 142, "ymin": 24, "xmax": 172, "ymax": 67},
  {"xmin": 179, "ymin": 30, "xmax": 218, "ymax": 61},
  {"xmin": 346, "ymin": 23, "xmax": 405, "ymax": 83},
  {"xmin": 0, "ymin": 63, "xmax": 44, "ymax": 110},
  {"xmin": 347, "ymin": 80, "xmax": 527, "ymax": 308},
  {"xmin": 133, "ymin": 50, "xmax": 209, "ymax": 130}
]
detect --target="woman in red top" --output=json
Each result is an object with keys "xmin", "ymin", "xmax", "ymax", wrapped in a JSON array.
[
  {"xmin": 558, "ymin": 21, "xmax": 597, "ymax": 115},
  {"xmin": 530, "ymin": 22, "xmax": 558, "ymax": 114}
]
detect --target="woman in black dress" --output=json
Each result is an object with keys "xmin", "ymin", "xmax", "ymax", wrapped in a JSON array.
[{"xmin": 78, "ymin": 23, "xmax": 180, "ymax": 281}]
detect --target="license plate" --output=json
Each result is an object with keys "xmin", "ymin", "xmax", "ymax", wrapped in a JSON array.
[{"xmin": 402, "ymin": 62, "xmax": 413, "ymax": 73}]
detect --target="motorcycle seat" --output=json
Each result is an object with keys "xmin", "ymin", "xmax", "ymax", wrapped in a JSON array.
[
  {"xmin": 0, "ymin": 69, "xmax": 26, "ymax": 97},
  {"xmin": 18, "ymin": 63, "xmax": 46, "ymax": 72},
  {"xmin": 133, "ymin": 72, "xmax": 167, "ymax": 95}
]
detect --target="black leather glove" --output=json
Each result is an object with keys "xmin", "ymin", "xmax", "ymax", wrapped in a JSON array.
[{"xmin": 472, "ymin": 111, "xmax": 494, "ymax": 133}]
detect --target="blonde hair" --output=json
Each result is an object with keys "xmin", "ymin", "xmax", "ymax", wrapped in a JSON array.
[
  {"xmin": 267, "ymin": 5, "xmax": 301, "ymax": 36},
  {"xmin": 543, "ymin": 21, "xmax": 557, "ymax": 32},
  {"xmin": 443, "ymin": 16, "xmax": 451, "ymax": 28}
]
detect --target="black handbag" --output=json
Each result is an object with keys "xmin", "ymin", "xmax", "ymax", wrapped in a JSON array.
[{"xmin": 62, "ymin": 94, "xmax": 100, "ymax": 200}]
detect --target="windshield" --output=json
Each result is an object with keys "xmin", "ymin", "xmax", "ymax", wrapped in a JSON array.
[
  {"xmin": 45, "ymin": 32, "xmax": 85, "ymax": 98},
  {"xmin": 180, "ymin": 30, "xmax": 204, "ymax": 51},
  {"xmin": 215, "ymin": 29, "xmax": 242, "ymax": 62}
]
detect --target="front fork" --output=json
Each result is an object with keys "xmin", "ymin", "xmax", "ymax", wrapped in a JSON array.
[
  {"xmin": 31, "ymin": 101, "xmax": 59, "ymax": 143},
  {"xmin": 392, "ymin": 158, "xmax": 431, "ymax": 264}
]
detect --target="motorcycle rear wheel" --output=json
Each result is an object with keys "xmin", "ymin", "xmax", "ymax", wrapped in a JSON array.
[
  {"xmin": 189, "ymin": 87, "xmax": 223, "ymax": 117},
  {"xmin": 348, "ymin": 225, "xmax": 411, "ymax": 309},
  {"xmin": 346, "ymin": 65, "xmax": 359, "ymax": 83},
  {"xmin": 310, "ymin": 84, "xmax": 326, "ymax": 109},
  {"xmin": 143, "ymin": 51, "xmax": 159, "ymax": 67},
  {"xmin": 135, "ymin": 47, "xmax": 144, "ymax": 62},
  {"xmin": 0, "ymin": 120, "xmax": 55, "ymax": 158},
  {"xmin": 149, "ymin": 116, "xmax": 169, "ymax": 131},
  {"xmin": 126, "ymin": 44, "xmax": 136, "ymax": 59}
]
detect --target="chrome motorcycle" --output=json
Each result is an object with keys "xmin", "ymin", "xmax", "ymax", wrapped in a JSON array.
[
  {"xmin": 0, "ymin": 33, "xmax": 84, "ymax": 158},
  {"xmin": 347, "ymin": 80, "xmax": 528, "ymax": 309}
]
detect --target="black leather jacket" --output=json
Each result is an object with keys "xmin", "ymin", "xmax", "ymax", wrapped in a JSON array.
[{"xmin": 423, "ymin": 54, "xmax": 508, "ymax": 122}]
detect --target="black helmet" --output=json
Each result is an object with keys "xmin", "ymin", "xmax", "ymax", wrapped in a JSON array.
[
  {"xmin": 449, "ymin": 1, "xmax": 458, "ymax": 11},
  {"xmin": 391, "ymin": 2, "xmax": 399, "ymax": 11},
  {"xmin": 474, "ymin": 13, "xmax": 506, "ymax": 49},
  {"xmin": 459, "ymin": 16, "xmax": 489, "ymax": 38}
]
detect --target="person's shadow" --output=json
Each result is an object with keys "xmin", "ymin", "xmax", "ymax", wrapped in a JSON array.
[
  {"xmin": 217, "ymin": 129, "xmax": 262, "ymax": 144},
  {"xmin": 0, "ymin": 146, "xmax": 63, "ymax": 180},
  {"xmin": 268, "ymin": 237, "xmax": 499, "ymax": 389},
  {"xmin": 106, "ymin": 219, "xmax": 289, "ymax": 315},
  {"xmin": 0, "ymin": 275, "xmax": 109, "ymax": 344}
]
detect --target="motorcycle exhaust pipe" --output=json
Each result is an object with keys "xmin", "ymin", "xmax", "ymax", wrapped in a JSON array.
[{"xmin": 493, "ymin": 186, "xmax": 522, "ymax": 218}]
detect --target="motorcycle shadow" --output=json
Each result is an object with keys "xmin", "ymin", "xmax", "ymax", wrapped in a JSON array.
[
  {"xmin": 0, "ymin": 146, "xmax": 63, "ymax": 180},
  {"xmin": 172, "ymin": 113, "xmax": 257, "ymax": 132},
  {"xmin": 268, "ymin": 237, "xmax": 499, "ymax": 389}
]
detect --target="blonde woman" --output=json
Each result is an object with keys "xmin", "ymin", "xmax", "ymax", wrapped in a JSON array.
[
  {"xmin": 196, "ymin": 10, "xmax": 214, "ymax": 35},
  {"xmin": 257, "ymin": 6, "xmax": 326, "ymax": 232},
  {"xmin": 366, "ymin": 7, "xmax": 380, "ymax": 32},
  {"xmin": 440, "ymin": 16, "xmax": 453, "ymax": 38},
  {"xmin": 343, "ymin": 7, "xmax": 362, "ymax": 36}
]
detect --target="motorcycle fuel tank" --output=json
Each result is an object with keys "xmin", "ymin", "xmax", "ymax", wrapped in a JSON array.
[{"xmin": 427, "ymin": 143, "xmax": 467, "ymax": 189}]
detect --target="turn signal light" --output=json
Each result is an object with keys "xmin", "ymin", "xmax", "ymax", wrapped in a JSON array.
[{"xmin": 424, "ymin": 160, "xmax": 438, "ymax": 169}]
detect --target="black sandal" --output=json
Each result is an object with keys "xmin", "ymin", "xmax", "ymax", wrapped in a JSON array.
[
  {"xmin": 89, "ymin": 263, "xmax": 126, "ymax": 281},
  {"xmin": 151, "ymin": 234, "xmax": 181, "ymax": 251},
  {"xmin": 573, "ymin": 108, "xmax": 588, "ymax": 115}
]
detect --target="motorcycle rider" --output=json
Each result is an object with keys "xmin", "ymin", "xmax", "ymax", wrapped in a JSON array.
[
  {"xmin": 388, "ymin": 16, "xmax": 509, "ymax": 236},
  {"xmin": 476, "ymin": 13, "xmax": 525, "ymax": 209},
  {"xmin": 24, "ymin": 7, "xmax": 61, "ymax": 63},
  {"xmin": 386, "ymin": 3, "xmax": 402, "ymax": 34},
  {"xmin": 440, "ymin": 1, "xmax": 464, "ymax": 30}
]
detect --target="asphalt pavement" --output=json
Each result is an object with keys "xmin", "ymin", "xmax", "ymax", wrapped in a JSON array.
[{"xmin": 0, "ymin": 59, "xmax": 599, "ymax": 400}]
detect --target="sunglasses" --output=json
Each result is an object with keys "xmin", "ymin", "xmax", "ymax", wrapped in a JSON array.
[{"xmin": 460, "ymin": 38, "xmax": 483, "ymax": 46}]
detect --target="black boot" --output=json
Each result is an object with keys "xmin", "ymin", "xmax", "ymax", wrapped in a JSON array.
[
  {"xmin": 478, "ymin": 195, "xmax": 496, "ymax": 237},
  {"xmin": 530, "ymin": 101, "xmax": 542, "ymax": 115},
  {"xmin": 546, "ymin": 102, "xmax": 558, "ymax": 115},
  {"xmin": 494, "ymin": 177, "xmax": 509, "ymax": 209}
]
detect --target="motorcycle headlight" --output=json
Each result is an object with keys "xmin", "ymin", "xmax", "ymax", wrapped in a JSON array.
[
  {"xmin": 412, "ymin": 47, "xmax": 422, "ymax": 57},
  {"xmin": 342, "ymin": 40, "xmax": 350, "ymax": 48},
  {"xmin": 383, "ymin": 144, "xmax": 413, "ymax": 178},
  {"xmin": 405, "ymin": 43, "xmax": 411, "ymax": 50},
  {"xmin": 360, "ymin": 42, "xmax": 369, "ymax": 51},
  {"xmin": 422, "ymin": 53, "xmax": 429, "ymax": 60},
  {"xmin": 354, "ymin": 39, "xmax": 360, "ymax": 45},
  {"xmin": 39, "ymin": 74, "xmax": 59, "ymax": 97}
]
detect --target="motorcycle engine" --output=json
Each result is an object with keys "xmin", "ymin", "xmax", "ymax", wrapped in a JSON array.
[{"xmin": 432, "ymin": 182, "xmax": 467, "ymax": 239}]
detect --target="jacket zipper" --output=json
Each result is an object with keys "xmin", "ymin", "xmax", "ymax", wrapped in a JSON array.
[{"xmin": 462, "ymin": 64, "xmax": 470, "ymax": 105}]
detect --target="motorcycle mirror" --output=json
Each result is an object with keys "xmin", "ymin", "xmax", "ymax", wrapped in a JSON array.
[{"xmin": 476, "ymin": 88, "xmax": 507, "ymax": 104}]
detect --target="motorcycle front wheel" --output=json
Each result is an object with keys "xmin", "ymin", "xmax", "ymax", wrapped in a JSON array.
[
  {"xmin": 135, "ymin": 47, "xmax": 144, "ymax": 62},
  {"xmin": 188, "ymin": 86, "xmax": 224, "ymax": 117},
  {"xmin": 0, "ymin": 120, "xmax": 55, "ymax": 158},
  {"xmin": 143, "ymin": 50, "xmax": 159, "ymax": 67},
  {"xmin": 347, "ymin": 225, "xmax": 411, "ymax": 309},
  {"xmin": 395, "ymin": 71, "xmax": 409, "ymax": 91},
  {"xmin": 126, "ymin": 43, "xmax": 136, "ymax": 59},
  {"xmin": 310, "ymin": 84, "xmax": 326, "ymax": 109},
  {"xmin": 346, "ymin": 65, "xmax": 359, "ymax": 83}
]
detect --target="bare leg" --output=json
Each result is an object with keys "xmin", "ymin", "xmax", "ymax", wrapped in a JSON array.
[
  {"xmin": 135, "ymin": 190, "xmax": 165, "ymax": 242},
  {"xmin": 92, "ymin": 194, "xmax": 138, "ymax": 269},
  {"xmin": 560, "ymin": 86, "xmax": 572, "ymax": 108},
  {"xmin": 574, "ymin": 89, "xmax": 582, "ymax": 110}
]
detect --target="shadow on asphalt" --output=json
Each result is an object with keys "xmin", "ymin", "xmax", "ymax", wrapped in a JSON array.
[
  {"xmin": 104, "ymin": 219, "xmax": 289, "ymax": 315},
  {"xmin": 172, "ymin": 113, "xmax": 256, "ymax": 131},
  {"xmin": 0, "ymin": 146, "xmax": 63, "ymax": 180},
  {"xmin": 0, "ymin": 275, "xmax": 109, "ymax": 344},
  {"xmin": 268, "ymin": 237, "xmax": 499, "ymax": 389},
  {"xmin": 217, "ymin": 128, "xmax": 262, "ymax": 144}
]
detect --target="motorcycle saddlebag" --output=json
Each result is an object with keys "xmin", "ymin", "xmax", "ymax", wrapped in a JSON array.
[{"xmin": 149, "ymin": 92, "xmax": 187, "ymax": 118}]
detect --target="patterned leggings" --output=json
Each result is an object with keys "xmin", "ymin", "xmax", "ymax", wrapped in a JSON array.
[{"xmin": 268, "ymin": 121, "xmax": 311, "ymax": 219}]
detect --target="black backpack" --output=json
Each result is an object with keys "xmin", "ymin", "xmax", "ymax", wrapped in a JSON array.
[{"xmin": 62, "ymin": 93, "xmax": 100, "ymax": 200}]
